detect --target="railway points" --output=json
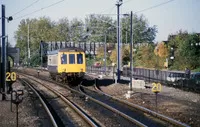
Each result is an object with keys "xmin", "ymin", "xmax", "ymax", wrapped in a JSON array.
[
  {"xmin": 86, "ymin": 71, "xmax": 199, "ymax": 126},
  {"xmin": 1, "ymin": 67, "xmax": 199, "ymax": 127},
  {"xmin": 80, "ymin": 85, "xmax": 188, "ymax": 127},
  {"xmin": 16, "ymin": 69, "xmax": 138, "ymax": 127}
]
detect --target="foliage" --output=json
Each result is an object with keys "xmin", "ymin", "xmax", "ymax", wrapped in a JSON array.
[
  {"xmin": 86, "ymin": 56, "xmax": 95, "ymax": 66},
  {"xmin": 84, "ymin": 14, "xmax": 116, "ymax": 43},
  {"xmin": 154, "ymin": 42, "xmax": 168, "ymax": 58},
  {"xmin": 14, "ymin": 14, "xmax": 158, "ymax": 67},
  {"xmin": 121, "ymin": 14, "xmax": 157, "ymax": 44},
  {"xmin": 96, "ymin": 47, "xmax": 105, "ymax": 61},
  {"xmin": 192, "ymin": 67, "xmax": 200, "ymax": 72},
  {"xmin": 95, "ymin": 46, "xmax": 112, "ymax": 65},
  {"xmin": 110, "ymin": 48, "xmax": 117, "ymax": 63},
  {"xmin": 135, "ymin": 44, "xmax": 157, "ymax": 68},
  {"xmin": 30, "ymin": 53, "xmax": 41, "ymax": 67},
  {"xmin": 168, "ymin": 31, "xmax": 200, "ymax": 70},
  {"xmin": 69, "ymin": 18, "xmax": 84, "ymax": 42}
]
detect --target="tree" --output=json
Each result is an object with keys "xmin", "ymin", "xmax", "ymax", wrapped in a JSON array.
[
  {"xmin": 121, "ymin": 14, "xmax": 157, "ymax": 44},
  {"xmin": 15, "ymin": 17, "xmax": 54, "ymax": 65},
  {"xmin": 179, "ymin": 34, "xmax": 200, "ymax": 69},
  {"xmin": 96, "ymin": 47, "xmax": 104, "ymax": 61},
  {"xmin": 56, "ymin": 18, "xmax": 70, "ymax": 41},
  {"xmin": 154, "ymin": 42, "xmax": 168, "ymax": 58},
  {"xmin": 135, "ymin": 44, "xmax": 156, "ymax": 68},
  {"xmin": 69, "ymin": 18, "xmax": 84, "ymax": 43},
  {"xmin": 110, "ymin": 48, "xmax": 117, "ymax": 64},
  {"xmin": 85, "ymin": 14, "xmax": 116, "ymax": 43},
  {"xmin": 168, "ymin": 30, "xmax": 200, "ymax": 70}
]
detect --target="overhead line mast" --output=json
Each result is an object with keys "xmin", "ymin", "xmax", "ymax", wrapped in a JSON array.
[{"xmin": 116, "ymin": 0, "xmax": 123, "ymax": 82}]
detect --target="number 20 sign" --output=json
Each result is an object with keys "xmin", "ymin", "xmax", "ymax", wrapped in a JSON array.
[
  {"xmin": 152, "ymin": 83, "xmax": 162, "ymax": 93},
  {"xmin": 6, "ymin": 72, "xmax": 17, "ymax": 81}
]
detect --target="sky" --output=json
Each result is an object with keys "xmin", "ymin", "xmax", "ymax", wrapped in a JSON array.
[{"xmin": 1, "ymin": 0, "xmax": 200, "ymax": 46}]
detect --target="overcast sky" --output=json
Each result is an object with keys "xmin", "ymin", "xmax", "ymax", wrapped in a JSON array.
[{"xmin": 1, "ymin": 0, "xmax": 200, "ymax": 46}]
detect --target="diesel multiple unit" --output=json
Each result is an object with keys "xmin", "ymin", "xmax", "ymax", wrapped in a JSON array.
[{"xmin": 47, "ymin": 47, "xmax": 86, "ymax": 82}]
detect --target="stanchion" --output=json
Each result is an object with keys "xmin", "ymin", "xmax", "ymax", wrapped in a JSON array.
[
  {"xmin": 11, "ymin": 90, "xmax": 24, "ymax": 127},
  {"xmin": 155, "ymin": 92, "xmax": 158, "ymax": 113},
  {"xmin": 152, "ymin": 83, "xmax": 162, "ymax": 113}
]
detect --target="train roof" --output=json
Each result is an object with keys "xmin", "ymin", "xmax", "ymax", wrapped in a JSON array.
[
  {"xmin": 47, "ymin": 47, "xmax": 84, "ymax": 55},
  {"xmin": 59, "ymin": 47, "xmax": 84, "ymax": 52}
]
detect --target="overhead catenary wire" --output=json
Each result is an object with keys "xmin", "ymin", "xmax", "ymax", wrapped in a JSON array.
[
  {"xmin": 90, "ymin": 0, "xmax": 176, "ymax": 16},
  {"xmin": 123, "ymin": 0, "xmax": 134, "ymax": 4},
  {"xmin": 14, "ymin": 0, "xmax": 65, "ymax": 20},
  {"xmin": 133, "ymin": 0, "xmax": 175, "ymax": 14},
  {"xmin": 97, "ymin": 5, "xmax": 116, "ymax": 14},
  {"xmin": 11, "ymin": 0, "xmax": 40, "ymax": 16},
  {"xmin": 87, "ymin": 0, "xmax": 176, "ymax": 28}
]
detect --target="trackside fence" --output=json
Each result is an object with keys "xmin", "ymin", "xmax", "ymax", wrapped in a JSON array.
[
  {"xmin": 87, "ymin": 66, "xmax": 178, "ymax": 84},
  {"xmin": 86, "ymin": 66, "xmax": 200, "ymax": 92}
]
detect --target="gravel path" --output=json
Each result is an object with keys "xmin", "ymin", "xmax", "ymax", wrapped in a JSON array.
[
  {"xmin": 98, "ymin": 81, "xmax": 200, "ymax": 126},
  {"xmin": 0, "ymin": 80, "xmax": 53, "ymax": 127}
]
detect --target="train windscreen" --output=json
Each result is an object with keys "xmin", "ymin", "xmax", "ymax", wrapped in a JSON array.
[
  {"xmin": 61, "ymin": 54, "xmax": 67, "ymax": 64},
  {"xmin": 69, "ymin": 54, "xmax": 75, "ymax": 64},
  {"xmin": 77, "ymin": 54, "xmax": 83, "ymax": 64}
]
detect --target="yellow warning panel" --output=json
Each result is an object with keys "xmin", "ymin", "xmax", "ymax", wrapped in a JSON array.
[{"xmin": 152, "ymin": 82, "xmax": 162, "ymax": 93}]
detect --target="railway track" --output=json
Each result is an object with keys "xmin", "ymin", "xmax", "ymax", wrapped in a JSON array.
[
  {"xmin": 90, "ymin": 81, "xmax": 190, "ymax": 127},
  {"xmin": 16, "ymin": 71, "xmax": 145, "ymax": 126},
  {"xmin": 19, "ymin": 74, "xmax": 101, "ymax": 127},
  {"xmin": 15, "ymin": 69, "xmax": 189, "ymax": 126},
  {"xmin": 19, "ymin": 78, "xmax": 58, "ymax": 127}
]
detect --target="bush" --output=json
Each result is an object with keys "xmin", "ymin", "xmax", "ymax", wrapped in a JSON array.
[{"xmin": 192, "ymin": 67, "xmax": 200, "ymax": 72}]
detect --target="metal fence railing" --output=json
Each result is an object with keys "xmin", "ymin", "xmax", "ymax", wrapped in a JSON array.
[
  {"xmin": 86, "ymin": 66, "xmax": 200, "ymax": 92},
  {"xmin": 87, "ymin": 66, "xmax": 175, "ymax": 83}
]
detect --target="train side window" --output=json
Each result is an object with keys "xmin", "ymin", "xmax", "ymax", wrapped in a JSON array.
[
  {"xmin": 77, "ymin": 54, "xmax": 83, "ymax": 64},
  {"xmin": 61, "ymin": 54, "xmax": 67, "ymax": 64},
  {"xmin": 69, "ymin": 54, "xmax": 75, "ymax": 64}
]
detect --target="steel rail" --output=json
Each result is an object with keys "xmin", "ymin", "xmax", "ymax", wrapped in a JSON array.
[
  {"xmin": 20, "ymin": 79, "xmax": 58, "ymax": 127},
  {"xmin": 78, "ymin": 85, "xmax": 147, "ymax": 127},
  {"xmin": 19, "ymin": 73, "xmax": 100, "ymax": 127},
  {"xmin": 93, "ymin": 81, "xmax": 190, "ymax": 127}
]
